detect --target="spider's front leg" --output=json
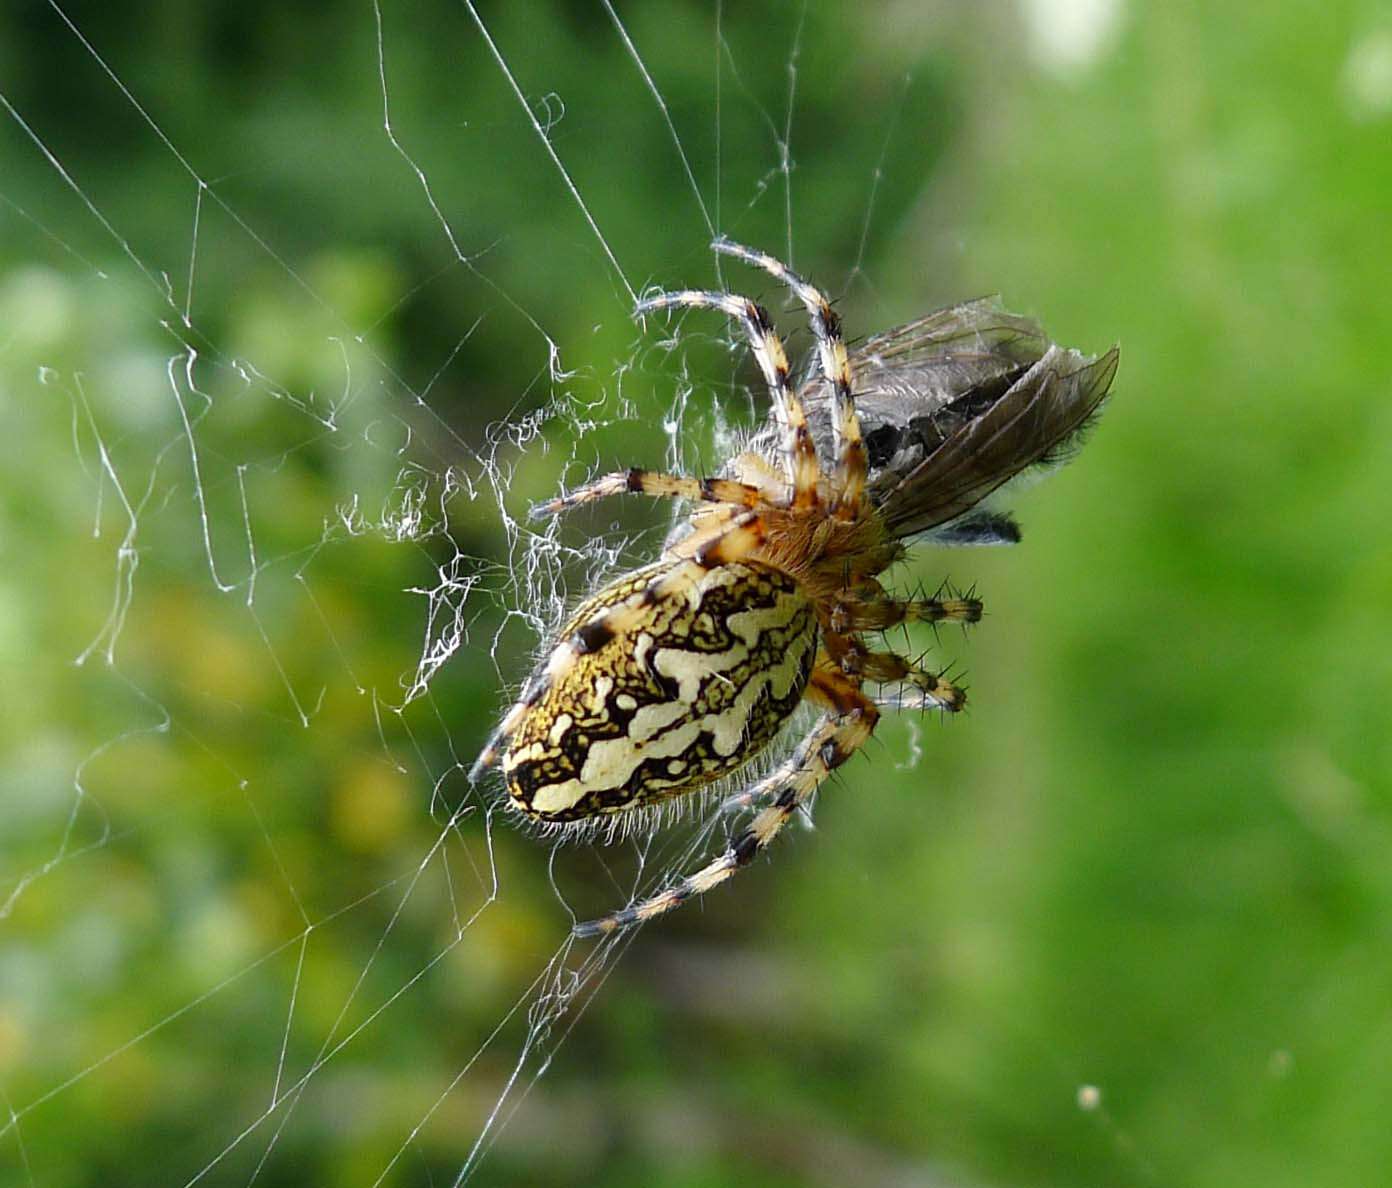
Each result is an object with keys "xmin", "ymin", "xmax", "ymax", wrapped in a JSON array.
[
  {"xmin": 711, "ymin": 238, "xmax": 867, "ymax": 516},
  {"xmin": 529, "ymin": 468, "xmax": 776, "ymax": 519},
  {"xmin": 636, "ymin": 288, "xmax": 821, "ymax": 509},
  {"xmin": 573, "ymin": 667, "xmax": 878, "ymax": 937}
]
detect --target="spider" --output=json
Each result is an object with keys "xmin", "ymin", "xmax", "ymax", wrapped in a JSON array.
[{"xmin": 471, "ymin": 238, "xmax": 1118, "ymax": 937}]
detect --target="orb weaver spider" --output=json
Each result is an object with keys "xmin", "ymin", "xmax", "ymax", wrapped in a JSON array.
[{"xmin": 471, "ymin": 238, "xmax": 1118, "ymax": 937}]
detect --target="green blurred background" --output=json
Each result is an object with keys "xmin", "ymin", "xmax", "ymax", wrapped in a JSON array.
[{"xmin": 3, "ymin": 2, "xmax": 1391, "ymax": 1185}]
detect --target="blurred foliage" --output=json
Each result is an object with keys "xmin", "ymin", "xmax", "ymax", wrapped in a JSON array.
[{"xmin": 2, "ymin": 1, "xmax": 1391, "ymax": 1187}]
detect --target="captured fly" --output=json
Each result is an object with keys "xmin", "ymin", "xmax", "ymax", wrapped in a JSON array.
[{"xmin": 735, "ymin": 296, "xmax": 1119, "ymax": 548}]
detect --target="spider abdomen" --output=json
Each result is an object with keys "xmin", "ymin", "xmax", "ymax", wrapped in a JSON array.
[{"xmin": 503, "ymin": 559, "xmax": 817, "ymax": 823}]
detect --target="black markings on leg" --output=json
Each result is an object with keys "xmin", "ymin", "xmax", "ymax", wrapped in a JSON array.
[
  {"xmin": 732, "ymin": 830, "xmax": 760, "ymax": 866},
  {"xmin": 573, "ymin": 907, "xmax": 637, "ymax": 938},
  {"xmin": 820, "ymin": 738, "xmax": 851, "ymax": 770},
  {"xmin": 746, "ymin": 300, "xmax": 776, "ymax": 336},
  {"xmin": 692, "ymin": 513, "xmax": 766, "ymax": 568},
  {"xmin": 812, "ymin": 303, "xmax": 842, "ymax": 344}
]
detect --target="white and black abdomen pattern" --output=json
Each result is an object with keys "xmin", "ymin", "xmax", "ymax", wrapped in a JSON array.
[{"xmin": 502, "ymin": 560, "xmax": 817, "ymax": 822}]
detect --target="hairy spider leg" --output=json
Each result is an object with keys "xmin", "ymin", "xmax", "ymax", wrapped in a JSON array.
[
  {"xmin": 822, "ymin": 632, "xmax": 966, "ymax": 712},
  {"xmin": 829, "ymin": 590, "xmax": 983, "ymax": 633},
  {"xmin": 529, "ymin": 468, "xmax": 775, "ymax": 519},
  {"xmin": 720, "ymin": 601, "xmax": 972, "ymax": 815},
  {"xmin": 712, "ymin": 238, "xmax": 868, "ymax": 518},
  {"xmin": 635, "ymin": 290, "xmax": 821, "ymax": 509},
  {"xmin": 573, "ymin": 666, "xmax": 879, "ymax": 936},
  {"xmin": 671, "ymin": 508, "xmax": 768, "ymax": 567}
]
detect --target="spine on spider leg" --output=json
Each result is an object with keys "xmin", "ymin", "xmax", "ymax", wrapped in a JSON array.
[{"xmin": 830, "ymin": 587, "xmax": 983, "ymax": 633}]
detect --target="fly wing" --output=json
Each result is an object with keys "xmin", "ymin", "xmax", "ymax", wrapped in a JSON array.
[
  {"xmin": 744, "ymin": 298, "xmax": 1052, "ymax": 480},
  {"xmin": 845, "ymin": 297, "xmax": 1048, "ymax": 413},
  {"xmin": 876, "ymin": 342, "xmax": 1120, "ymax": 539},
  {"xmin": 731, "ymin": 296, "xmax": 1118, "ymax": 542}
]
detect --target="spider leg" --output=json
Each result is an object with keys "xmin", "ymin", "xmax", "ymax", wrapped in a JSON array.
[
  {"xmin": 712, "ymin": 238, "xmax": 867, "ymax": 518},
  {"xmin": 863, "ymin": 651, "xmax": 967, "ymax": 712},
  {"xmin": 671, "ymin": 508, "xmax": 767, "ymax": 568},
  {"xmin": 573, "ymin": 667, "xmax": 878, "ymax": 937},
  {"xmin": 829, "ymin": 591, "xmax": 983, "ymax": 634},
  {"xmin": 824, "ymin": 634, "xmax": 967, "ymax": 712},
  {"xmin": 530, "ymin": 468, "xmax": 774, "ymax": 519},
  {"xmin": 636, "ymin": 289, "xmax": 820, "ymax": 509},
  {"xmin": 724, "ymin": 449, "xmax": 793, "ymax": 497}
]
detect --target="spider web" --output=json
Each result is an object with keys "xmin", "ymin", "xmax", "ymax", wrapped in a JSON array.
[{"xmin": 0, "ymin": 3, "xmax": 1124, "ymax": 1184}]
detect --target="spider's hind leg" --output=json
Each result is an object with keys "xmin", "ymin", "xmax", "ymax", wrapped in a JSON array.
[{"xmin": 574, "ymin": 668, "xmax": 879, "ymax": 937}]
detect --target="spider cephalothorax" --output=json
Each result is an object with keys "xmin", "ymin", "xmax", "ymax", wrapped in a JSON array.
[{"xmin": 471, "ymin": 239, "xmax": 1118, "ymax": 936}]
